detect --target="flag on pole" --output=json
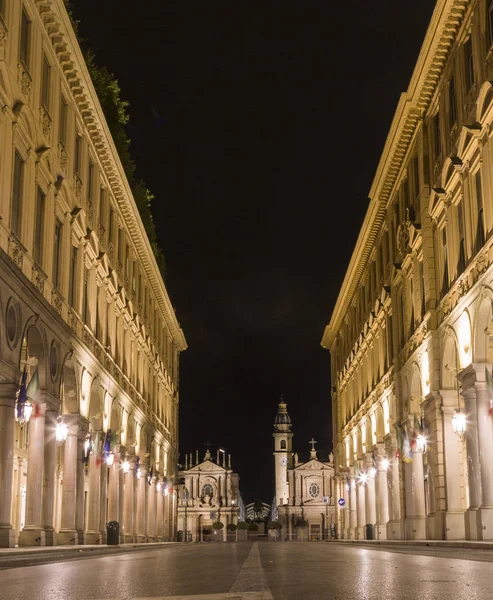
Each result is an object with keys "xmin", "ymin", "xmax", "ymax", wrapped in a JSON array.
[
  {"xmin": 402, "ymin": 427, "xmax": 412, "ymax": 463},
  {"xmin": 486, "ymin": 366, "xmax": 493, "ymax": 416},
  {"xmin": 394, "ymin": 422, "xmax": 403, "ymax": 454},
  {"xmin": 147, "ymin": 464, "xmax": 153, "ymax": 486},
  {"xmin": 17, "ymin": 366, "xmax": 28, "ymax": 420},
  {"xmin": 95, "ymin": 431, "xmax": 103, "ymax": 467},
  {"xmin": 26, "ymin": 367, "xmax": 42, "ymax": 418}
]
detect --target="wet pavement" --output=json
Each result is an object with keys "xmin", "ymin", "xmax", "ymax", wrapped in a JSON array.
[{"xmin": 2, "ymin": 541, "xmax": 493, "ymax": 599}]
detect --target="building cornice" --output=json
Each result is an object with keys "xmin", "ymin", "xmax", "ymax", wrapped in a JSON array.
[
  {"xmin": 322, "ymin": 0, "xmax": 467, "ymax": 351},
  {"xmin": 39, "ymin": 0, "xmax": 186, "ymax": 352}
]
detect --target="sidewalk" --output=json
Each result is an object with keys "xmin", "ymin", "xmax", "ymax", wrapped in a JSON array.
[{"xmin": 333, "ymin": 539, "xmax": 493, "ymax": 550}]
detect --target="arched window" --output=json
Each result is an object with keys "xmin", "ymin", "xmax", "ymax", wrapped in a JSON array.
[
  {"xmin": 280, "ymin": 440, "xmax": 286, "ymax": 449},
  {"xmin": 202, "ymin": 483, "xmax": 213, "ymax": 498}
]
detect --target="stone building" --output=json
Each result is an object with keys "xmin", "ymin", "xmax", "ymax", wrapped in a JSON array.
[
  {"xmin": 0, "ymin": 0, "xmax": 186, "ymax": 547},
  {"xmin": 176, "ymin": 448, "xmax": 242, "ymax": 541},
  {"xmin": 322, "ymin": 0, "xmax": 493, "ymax": 541},
  {"xmin": 273, "ymin": 399, "xmax": 336, "ymax": 540}
]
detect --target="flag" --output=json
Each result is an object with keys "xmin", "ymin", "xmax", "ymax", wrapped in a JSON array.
[
  {"xmin": 147, "ymin": 464, "xmax": 153, "ymax": 486},
  {"xmin": 394, "ymin": 422, "xmax": 403, "ymax": 454},
  {"xmin": 17, "ymin": 366, "xmax": 28, "ymax": 420},
  {"xmin": 371, "ymin": 451, "xmax": 377, "ymax": 469},
  {"xmin": 486, "ymin": 367, "xmax": 493, "ymax": 416},
  {"xmin": 109, "ymin": 429, "xmax": 117, "ymax": 451},
  {"xmin": 402, "ymin": 428, "xmax": 412, "ymax": 463},
  {"xmin": 95, "ymin": 432, "xmax": 103, "ymax": 467},
  {"xmin": 26, "ymin": 367, "xmax": 42, "ymax": 418}
]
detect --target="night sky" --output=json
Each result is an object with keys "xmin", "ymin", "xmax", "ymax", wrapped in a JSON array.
[{"xmin": 73, "ymin": 1, "xmax": 434, "ymax": 504}]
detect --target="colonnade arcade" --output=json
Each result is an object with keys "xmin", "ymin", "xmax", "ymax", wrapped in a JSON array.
[
  {"xmin": 336, "ymin": 289, "xmax": 493, "ymax": 541},
  {"xmin": 0, "ymin": 312, "xmax": 176, "ymax": 548}
]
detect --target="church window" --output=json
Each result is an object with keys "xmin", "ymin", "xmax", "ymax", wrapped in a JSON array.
[
  {"xmin": 309, "ymin": 483, "xmax": 320, "ymax": 498},
  {"xmin": 280, "ymin": 440, "xmax": 286, "ymax": 449},
  {"xmin": 202, "ymin": 484, "xmax": 213, "ymax": 499}
]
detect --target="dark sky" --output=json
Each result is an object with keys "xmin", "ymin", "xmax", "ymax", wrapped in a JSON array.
[{"xmin": 73, "ymin": 0, "xmax": 434, "ymax": 503}]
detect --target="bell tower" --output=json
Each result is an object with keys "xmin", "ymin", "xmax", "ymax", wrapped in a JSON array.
[{"xmin": 273, "ymin": 395, "xmax": 293, "ymax": 507}]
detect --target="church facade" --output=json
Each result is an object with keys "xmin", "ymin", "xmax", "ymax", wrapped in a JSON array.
[
  {"xmin": 323, "ymin": 0, "xmax": 493, "ymax": 541},
  {"xmin": 273, "ymin": 399, "xmax": 336, "ymax": 540},
  {"xmin": 176, "ymin": 448, "xmax": 242, "ymax": 541}
]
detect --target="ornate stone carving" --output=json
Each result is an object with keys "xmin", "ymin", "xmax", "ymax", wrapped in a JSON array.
[
  {"xmin": 68, "ymin": 309, "xmax": 79, "ymax": 333},
  {"xmin": 107, "ymin": 241, "xmax": 114, "ymax": 260},
  {"xmin": 116, "ymin": 259, "xmax": 123, "ymax": 278},
  {"xmin": 396, "ymin": 222, "xmax": 411, "ymax": 255},
  {"xmin": 40, "ymin": 106, "xmax": 52, "ymax": 139},
  {"xmin": 433, "ymin": 155, "xmax": 444, "ymax": 186},
  {"xmin": 17, "ymin": 63, "xmax": 32, "ymax": 97},
  {"xmin": 0, "ymin": 16, "xmax": 7, "ymax": 54},
  {"xmin": 87, "ymin": 199, "xmax": 94, "ymax": 223},
  {"xmin": 8, "ymin": 236, "xmax": 24, "ymax": 269},
  {"xmin": 58, "ymin": 143, "xmax": 68, "ymax": 172},
  {"xmin": 74, "ymin": 175, "xmax": 83, "ymax": 202},
  {"xmin": 98, "ymin": 222, "xmax": 106, "ymax": 244},
  {"xmin": 486, "ymin": 49, "xmax": 493, "ymax": 81},
  {"xmin": 31, "ymin": 265, "xmax": 46, "ymax": 295},
  {"xmin": 457, "ymin": 276, "xmax": 469, "ymax": 299},
  {"xmin": 475, "ymin": 252, "xmax": 488, "ymax": 278},
  {"xmin": 51, "ymin": 289, "xmax": 63, "ymax": 315}
]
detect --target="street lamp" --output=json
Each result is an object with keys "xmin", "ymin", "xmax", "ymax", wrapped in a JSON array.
[
  {"xmin": 55, "ymin": 417, "xmax": 69, "ymax": 445},
  {"xmin": 381, "ymin": 458, "xmax": 390, "ymax": 471},
  {"xmin": 122, "ymin": 460, "xmax": 130, "ymax": 474},
  {"xmin": 106, "ymin": 452, "xmax": 115, "ymax": 466},
  {"xmin": 416, "ymin": 434, "xmax": 427, "ymax": 454},
  {"xmin": 452, "ymin": 408, "xmax": 467, "ymax": 440},
  {"xmin": 15, "ymin": 397, "xmax": 33, "ymax": 427}
]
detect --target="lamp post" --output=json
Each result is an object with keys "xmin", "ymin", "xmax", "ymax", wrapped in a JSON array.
[
  {"xmin": 183, "ymin": 487, "xmax": 189, "ymax": 542},
  {"xmin": 452, "ymin": 408, "xmax": 467, "ymax": 440},
  {"xmin": 55, "ymin": 417, "xmax": 68, "ymax": 445}
]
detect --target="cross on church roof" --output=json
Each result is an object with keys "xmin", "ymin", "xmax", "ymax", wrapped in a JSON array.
[
  {"xmin": 204, "ymin": 440, "xmax": 211, "ymax": 450},
  {"xmin": 309, "ymin": 438, "xmax": 317, "ymax": 451}
]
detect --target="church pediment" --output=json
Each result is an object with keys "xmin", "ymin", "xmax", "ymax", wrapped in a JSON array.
[
  {"xmin": 295, "ymin": 459, "xmax": 332, "ymax": 471},
  {"xmin": 186, "ymin": 459, "xmax": 227, "ymax": 473}
]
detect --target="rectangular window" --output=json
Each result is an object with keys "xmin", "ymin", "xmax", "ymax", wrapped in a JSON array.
[
  {"xmin": 99, "ymin": 187, "xmax": 105, "ymax": 224},
  {"xmin": 475, "ymin": 171, "xmax": 485, "ymax": 253},
  {"xmin": 82, "ymin": 267, "xmax": 88, "ymax": 323},
  {"xmin": 409, "ymin": 276, "xmax": 415, "ymax": 334},
  {"xmin": 108, "ymin": 206, "xmax": 114, "ymax": 245},
  {"xmin": 88, "ymin": 161, "xmax": 94, "ymax": 202},
  {"xmin": 74, "ymin": 135, "xmax": 81, "ymax": 175},
  {"xmin": 34, "ymin": 187, "xmax": 45, "ymax": 266},
  {"xmin": 0, "ymin": 0, "xmax": 5, "ymax": 17},
  {"xmin": 433, "ymin": 112, "xmax": 441, "ymax": 158},
  {"xmin": 11, "ymin": 152, "xmax": 24, "ymax": 238},
  {"xmin": 458, "ymin": 201, "xmax": 466, "ymax": 274},
  {"xmin": 95, "ymin": 286, "xmax": 101, "ymax": 340},
  {"xmin": 125, "ymin": 244, "xmax": 129, "ymax": 278},
  {"xmin": 449, "ymin": 77, "xmax": 457, "ymax": 128},
  {"xmin": 465, "ymin": 37, "xmax": 474, "ymax": 90},
  {"xmin": 442, "ymin": 228, "xmax": 449, "ymax": 297},
  {"xmin": 69, "ymin": 246, "xmax": 77, "ymax": 307},
  {"xmin": 53, "ymin": 220, "xmax": 62, "ymax": 288},
  {"xmin": 41, "ymin": 54, "xmax": 51, "ymax": 111},
  {"xmin": 489, "ymin": 1, "xmax": 493, "ymax": 47},
  {"xmin": 412, "ymin": 156, "xmax": 419, "ymax": 218},
  {"xmin": 59, "ymin": 96, "xmax": 68, "ymax": 146},
  {"xmin": 20, "ymin": 8, "xmax": 30, "ymax": 68}
]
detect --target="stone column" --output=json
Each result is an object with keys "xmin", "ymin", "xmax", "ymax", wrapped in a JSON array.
[
  {"xmin": 460, "ymin": 381, "xmax": 481, "ymax": 539},
  {"xmin": 157, "ymin": 485, "xmax": 164, "ymax": 540},
  {"xmin": 375, "ymin": 448, "xmax": 389, "ymax": 539},
  {"xmin": 163, "ymin": 492, "xmax": 170, "ymax": 540},
  {"xmin": 99, "ymin": 459, "xmax": 108, "ymax": 543},
  {"xmin": 43, "ymin": 413, "xmax": 58, "ymax": 546},
  {"xmin": 386, "ymin": 442, "xmax": 403, "ymax": 540},
  {"xmin": 356, "ymin": 479, "xmax": 366, "ymax": 539},
  {"xmin": 118, "ymin": 454, "xmax": 125, "ymax": 543},
  {"xmin": 349, "ymin": 477, "xmax": 357, "ymax": 539},
  {"xmin": 441, "ymin": 391, "xmax": 466, "ymax": 540},
  {"xmin": 84, "ymin": 436, "xmax": 102, "ymax": 544},
  {"xmin": 404, "ymin": 448, "xmax": 426, "ymax": 540},
  {"xmin": 147, "ymin": 477, "xmax": 156, "ymax": 541},
  {"xmin": 75, "ymin": 432, "xmax": 87, "ymax": 544},
  {"xmin": 123, "ymin": 460, "xmax": 135, "ymax": 542},
  {"xmin": 365, "ymin": 460, "xmax": 377, "ymax": 527},
  {"xmin": 107, "ymin": 453, "xmax": 119, "ymax": 522},
  {"xmin": 0, "ymin": 383, "xmax": 17, "ymax": 547},
  {"xmin": 58, "ymin": 421, "xmax": 79, "ymax": 544},
  {"xmin": 19, "ymin": 406, "xmax": 46, "ymax": 547},
  {"xmin": 136, "ymin": 466, "xmax": 147, "ymax": 542},
  {"xmin": 475, "ymin": 370, "xmax": 493, "ymax": 540}
]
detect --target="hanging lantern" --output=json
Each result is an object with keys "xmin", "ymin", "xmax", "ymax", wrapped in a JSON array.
[
  {"xmin": 416, "ymin": 434, "xmax": 427, "ymax": 454},
  {"xmin": 122, "ymin": 460, "xmax": 130, "ymax": 474},
  {"xmin": 84, "ymin": 434, "xmax": 93, "ymax": 458},
  {"xmin": 381, "ymin": 458, "xmax": 390, "ymax": 471},
  {"xmin": 55, "ymin": 417, "xmax": 69, "ymax": 445},
  {"xmin": 452, "ymin": 408, "xmax": 467, "ymax": 440},
  {"xmin": 15, "ymin": 368, "xmax": 32, "ymax": 427},
  {"xmin": 106, "ymin": 452, "xmax": 115, "ymax": 466},
  {"xmin": 136, "ymin": 469, "xmax": 141, "ymax": 479},
  {"xmin": 358, "ymin": 471, "xmax": 368, "ymax": 485},
  {"xmin": 369, "ymin": 467, "xmax": 376, "ymax": 478},
  {"xmin": 156, "ymin": 480, "xmax": 162, "ymax": 492}
]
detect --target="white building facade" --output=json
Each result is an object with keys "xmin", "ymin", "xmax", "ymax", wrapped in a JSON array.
[
  {"xmin": 0, "ymin": 0, "xmax": 186, "ymax": 547},
  {"xmin": 323, "ymin": 0, "xmax": 493, "ymax": 541}
]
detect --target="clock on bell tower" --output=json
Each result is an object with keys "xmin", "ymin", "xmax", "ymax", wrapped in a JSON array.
[{"xmin": 273, "ymin": 395, "xmax": 293, "ymax": 507}]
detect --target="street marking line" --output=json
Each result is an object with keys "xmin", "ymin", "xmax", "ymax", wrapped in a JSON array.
[
  {"xmin": 229, "ymin": 543, "xmax": 273, "ymax": 599},
  {"xmin": 135, "ymin": 594, "xmax": 268, "ymax": 599}
]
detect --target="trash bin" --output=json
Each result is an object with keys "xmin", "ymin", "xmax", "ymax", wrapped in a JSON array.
[
  {"xmin": 365, "ymin": 524, "xmax": 374, "ymax": 540},
  {"xmin": 107, "ymin": 521, "xmax": 119, "ymax": 545}
]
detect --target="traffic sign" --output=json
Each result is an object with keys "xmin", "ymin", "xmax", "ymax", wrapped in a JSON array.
[{"xmin": 338, "ymin": 498, "xmax": 346, "ymax": 507}]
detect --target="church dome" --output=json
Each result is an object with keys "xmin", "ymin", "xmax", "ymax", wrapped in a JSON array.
[{"xmin": 274, "ymin": 397, "xmax": 291, "ymax": 428}]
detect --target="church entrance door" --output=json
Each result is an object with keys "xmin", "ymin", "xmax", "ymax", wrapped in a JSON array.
[{"xmin": 309, "ymin": 524, "xmax": 321, "ymax": 540}]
